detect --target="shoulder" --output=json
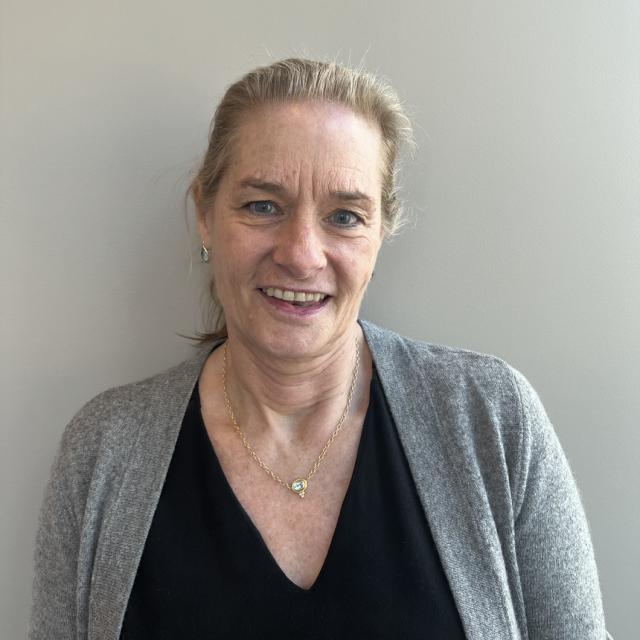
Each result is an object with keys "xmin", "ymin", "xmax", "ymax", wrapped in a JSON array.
[
  {"xmin": 361, "ymin": 318, "xmax": 554, "ymax": 514},
  {"xmin": 52, "ymin": 345, "xmax": 213, "ymax": 487},
  {"xmin": 360, "ymin": 318, "xmax": 536, "ymax": 420}
]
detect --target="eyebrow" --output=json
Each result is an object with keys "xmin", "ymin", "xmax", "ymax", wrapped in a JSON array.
[
  {"xmin": 238, "ymin": 178, "xmax": 286, "ymax": 195},
  {"xmin": 330, "ymin": 189, "xmax": 375, "ymax": 205},
  {"xmin": 237, "ymin": 178, "xmax": 375, "ymax": 205}
]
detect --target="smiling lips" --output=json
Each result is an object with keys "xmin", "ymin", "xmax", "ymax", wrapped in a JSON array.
[{"xmin": 260, "ymin": 287, "xmax": 328, "ymax": 307}]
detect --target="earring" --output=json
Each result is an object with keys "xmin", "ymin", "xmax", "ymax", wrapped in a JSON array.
[{"xmin": 200, "ymin": 241, "xmax": 210, "ymax": 264}]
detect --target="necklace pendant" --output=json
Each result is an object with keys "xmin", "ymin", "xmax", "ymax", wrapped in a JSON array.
[{"xmin": 291, "ymin": 478, "xmax": 308, "ymax": 498}]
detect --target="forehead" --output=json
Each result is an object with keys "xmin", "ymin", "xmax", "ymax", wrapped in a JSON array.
[{"xmin": 226, "ymin": 101, "xmax": 384, "ymax": 195}]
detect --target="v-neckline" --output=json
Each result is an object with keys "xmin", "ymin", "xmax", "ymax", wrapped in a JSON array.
[{"xmin": 195, "ymin": 372, "xmax": 374, "ymax": 593}]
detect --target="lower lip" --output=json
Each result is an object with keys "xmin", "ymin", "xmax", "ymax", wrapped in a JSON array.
[{"xmin": 258, "ymin": 289, "xmax": 330, "ymax": 317}]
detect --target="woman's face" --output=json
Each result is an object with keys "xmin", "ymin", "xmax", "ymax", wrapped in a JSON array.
[{"xmin": 198, "ymin": 100, "xmax": 385, "ymax": 360}]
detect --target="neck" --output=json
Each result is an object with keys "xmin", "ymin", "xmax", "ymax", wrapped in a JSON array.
[{"xmin": 221, "ymin": 326, "xmax": 368, "ymax": 447}]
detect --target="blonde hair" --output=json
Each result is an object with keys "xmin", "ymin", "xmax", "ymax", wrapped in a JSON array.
[{"xmin": 189, "ymin": 58, "xmax": 414, "ymax": 344}]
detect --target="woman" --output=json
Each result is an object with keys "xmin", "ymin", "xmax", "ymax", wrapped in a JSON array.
[{"xmin": 30, "ymin": 59, "xmax": 609, "ymax": 639}]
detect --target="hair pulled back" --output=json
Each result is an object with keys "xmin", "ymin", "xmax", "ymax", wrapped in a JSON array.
[{"xmin": 189, "ymin": 58, "xmax": 414, "ymax": 343}]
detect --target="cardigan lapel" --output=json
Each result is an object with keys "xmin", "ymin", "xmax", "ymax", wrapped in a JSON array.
[{"xmin": 359, "ymin": 319, "xmax": 521, "ymax": 640}]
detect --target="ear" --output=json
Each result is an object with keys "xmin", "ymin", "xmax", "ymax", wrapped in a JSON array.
[{"xmin": 193, "ymin": 180, "xmax": 212, "ymax": 247}]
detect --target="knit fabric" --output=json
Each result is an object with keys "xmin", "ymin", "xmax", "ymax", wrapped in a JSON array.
[{"xmin": 29, "ymin": 319, "xmax": 608, "ymax": 639}]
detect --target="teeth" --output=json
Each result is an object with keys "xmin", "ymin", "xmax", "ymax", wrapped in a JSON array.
[{"xmin": 262, "ymin": 288, "xmax": 326, "ymax": 302}]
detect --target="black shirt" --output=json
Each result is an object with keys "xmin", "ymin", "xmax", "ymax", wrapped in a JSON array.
[{"xmin": 120, "ymin": 365, "xmax": 466, "ymax": 639}]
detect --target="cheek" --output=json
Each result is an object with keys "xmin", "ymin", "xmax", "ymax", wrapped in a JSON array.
[
  {"xmin": 214, "ymin": 228, "xmax": 269, "ymax": 282},
  {"xmin": 336, "ymin": 244, "xmax": 378, "ymax": 289}
]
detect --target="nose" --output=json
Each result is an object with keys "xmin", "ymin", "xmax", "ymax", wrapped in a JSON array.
[{"xmin": 271, "ymin": 211, "xmax": 327, "ymax": 279}]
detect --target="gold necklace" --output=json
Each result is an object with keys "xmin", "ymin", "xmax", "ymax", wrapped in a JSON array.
[{"xmin": 222, "ymin": 337, "xmax": 361, "ymax": 498}]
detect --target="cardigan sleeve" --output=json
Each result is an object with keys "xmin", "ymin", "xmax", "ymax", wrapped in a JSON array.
[
  {"xmin": 29, "ymin": 429, "xmax": 80, "ymax": 639},
  {"xmin": 510, "ymin": 367, "xmax": 609, "ymax": 639},
  {"xmin": 28, "ymin": 389, "xmax": 110, "ymax": 640}
]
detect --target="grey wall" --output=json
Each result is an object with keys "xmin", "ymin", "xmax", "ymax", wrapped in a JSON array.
[{"xmin": 2, "ymin": 1, "xmax": 638, "ymax": 637}]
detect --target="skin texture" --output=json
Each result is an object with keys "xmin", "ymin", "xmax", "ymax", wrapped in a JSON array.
[
  {"xmin": 197, "ymin": 100, "xmax": 385, "ymax": 445},
  {"xmin": 194, "ymin": 101, "xmax": 386, "ymax": 589},
  {"xmin": 199, "ymin": 101, "xmax": 383, "ymax": 356}
]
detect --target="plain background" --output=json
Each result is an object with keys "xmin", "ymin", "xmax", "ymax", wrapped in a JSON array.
[{"xmin": 2, "ymin": 0, "xmax": 638, "ymax": 637}]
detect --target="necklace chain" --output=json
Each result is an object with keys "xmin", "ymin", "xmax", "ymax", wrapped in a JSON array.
[{"xmin": 222, "ymin": 337, "xmax": 361, "ymax": 498}]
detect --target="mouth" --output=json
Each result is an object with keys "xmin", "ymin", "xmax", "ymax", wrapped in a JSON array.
[{"xmin": 259, "ymin": 287, "xmax": 330, "ymax": 309}]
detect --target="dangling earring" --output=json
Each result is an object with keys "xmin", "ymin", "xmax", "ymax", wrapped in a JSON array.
[{"xmin": 200, "ymin": 241, "xmax": 210, "ymax": 264}]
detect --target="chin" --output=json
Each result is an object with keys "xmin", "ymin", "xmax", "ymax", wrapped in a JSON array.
[{"xmin": 250, "ymin": 327, "xmax": 327, "ymax": 359}]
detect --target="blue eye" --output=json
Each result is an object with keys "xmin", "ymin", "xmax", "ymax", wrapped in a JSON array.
[
  {"xmin": 330, "ymin": 210, "xmax": 361, "ymax": 226},
  {"xmin": 247, "ymin": 201, "xmax": 277, "ymax": 215}
]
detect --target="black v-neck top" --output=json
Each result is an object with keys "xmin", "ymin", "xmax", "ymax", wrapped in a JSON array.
[{"xmin": 120, "ymin": 365, "xmax": 466, "ymax": 639}]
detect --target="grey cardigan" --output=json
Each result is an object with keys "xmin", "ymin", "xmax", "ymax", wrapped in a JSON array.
[{"xmin": 29, "ymin": 320, "xmax": 609, "ymax": 639}]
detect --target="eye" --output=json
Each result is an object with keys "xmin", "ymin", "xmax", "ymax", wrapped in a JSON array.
[
  {"xmin": 246, "ymin": 200, "xmax": 278, "ymax": 215},
  {"xmin": 329, "ymin": 210, "xmax": 363, "ymax": 227}
]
